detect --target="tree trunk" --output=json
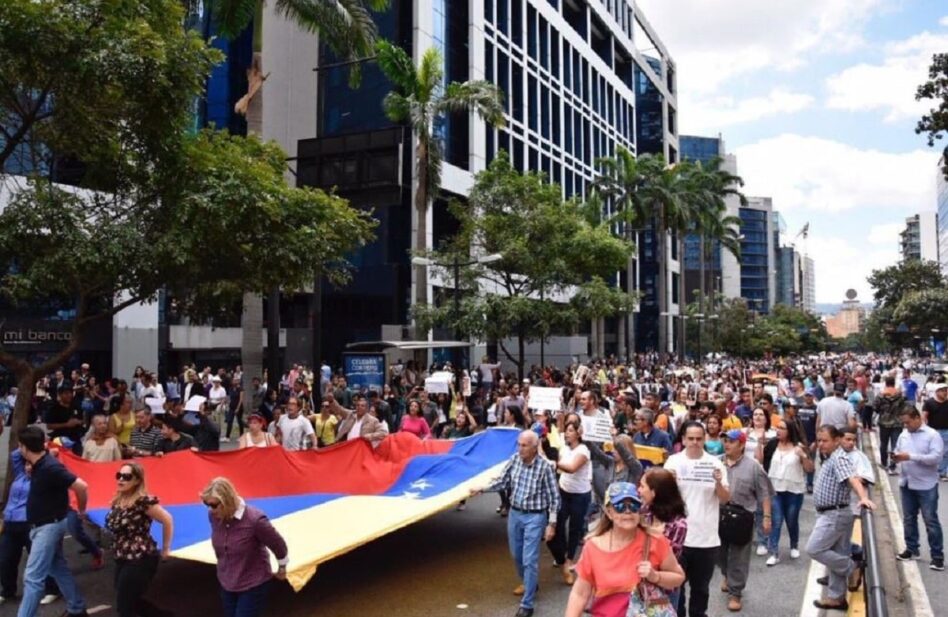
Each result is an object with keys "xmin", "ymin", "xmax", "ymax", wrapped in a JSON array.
[
  {"xmin": 678, "ymin": 234, "xmax": 687, "ymax": 358},
  {"xmin": 3, "ymin": 370, "xmax": 36, "ymax": 504},
  {"xmin": 656, "ymin": 216, "xmax": 668, "ymax": 354},
  {"xmin": 241, "ymin": 49, "xmax": 266, "ymax": 410},
  {"xmin": 413, "ymin": 139, "xmax": 429, "ymax": 340},
  {"xmin": 517, "ymin": 327, "xmax": 525, "ymax": 381}
]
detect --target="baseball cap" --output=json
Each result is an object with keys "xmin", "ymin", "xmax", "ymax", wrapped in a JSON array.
[
  {"xmin": 935, "ymin": 383, "xmax": 948, "ymax": 391},
  {"xmin": 605, "ymin": 482, "xmax": 642, "ymax": 507},
  {"xmin": 723, "ymin": 429, "xmax": 747, "ymax": 444},
  {"xmin": 804, "ymin": 388, "xmax": 817, "ymax": 397}
]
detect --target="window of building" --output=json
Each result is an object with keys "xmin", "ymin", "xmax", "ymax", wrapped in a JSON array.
[
  {"xmin": 528, "ymin": 74, "xmax": 538, "ymax": 131},
  {"xmin": 513, "ymin": 137, "xmax": 524, "ymax": 170},
  {"xmin": 486, "ymin": 129, "xmax": 495, "ymax": 164},
  {"xmin": 551, "ymin": 93, "xmax": 560, "ymax": 146},
  {"xmin": 512, "ymin": 0, "xmax": 522, "ymax": 46},
  {"xmin": 497, "ymin": 49, "xmax": 510, "ymax": 113},
  {"xmin": 529, "ymin": 146, "xmax": 538, "ymax": 172},
  {"xmin": 512, "ymin": 62, "xmax": 523, "ymax": 122},
  {"xmin": 527, "ymin": 5, "xmax": 537, "ymax": 57},
  {"xmin": 497, "ymin": 0, "xmax": 508, "ymax": 35},
  {"xmin": 550, "ymin": 30, "xmax": 559, "ymax": 75},
  {"xmin": 485, "ymin": 0, "xmax": 493, "ymax": 22},
  {"xmin": 672, "ymin": 273, "xmax": 680, "ymax": 304},
  {"xmin": 540, "ymin": 85, "xmax": 550, "ymax": 139}
]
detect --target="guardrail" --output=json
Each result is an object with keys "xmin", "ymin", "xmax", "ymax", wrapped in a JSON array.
[{"xmin": 858, "ymin": 431, "xmax": 889, "ymax": 617}]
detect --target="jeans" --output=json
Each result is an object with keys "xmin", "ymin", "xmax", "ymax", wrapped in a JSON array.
[
  {"xmin": 225, "ymin": 407, "xmax": 245, "ymax": 439},
  {"xmin": 115, "ymin": 554, "xmax": 167, "ymax": 617},
  {"xmin": 67, "ymin": 509, "xmax": 101, "ymax": 558},
  {"xmin": 220, "ymin": 579, "xmax": 270, "ymax": 617},
  {"xmin": 860, "ymin": 405, "xmax": 873, "ymax": 429},
  {"xmin": 806, "ymin": 509, "xmax": 855, "ymax": 602},
  {"xmin": 547, "ymin": 490, "xmax": 590, "ymax": 564},
  {"xmin": 0, "ymin": 521, "xmax": 58, "ymax": 599},
  {"xmin": 679, "ymin": 545, "xmax": 717, "ymax": 617},
  {"xmin": 901, "ymin": 485, "xmax": 944, "ymax": 560},
  {"xmin": 939, "ymin": 430, "xmax": 948, "ymax": 476},
  {"xmin": 17, "ymin": 518, "xmax": 86, "ymax": 617},
  {"xmin": 768, "ymin": 491, "xmax": 804, "ymax": 555},
  {"xmin": 754, "ymin": 504, "xmax": 769, "ymax": 547},
  {"xmin": 507, "ymin": 509, "xmax": 546, "ymax": 610},
  {"xmin": 878, "ymin": 426, "xmax": 901, "ymax": 469}
]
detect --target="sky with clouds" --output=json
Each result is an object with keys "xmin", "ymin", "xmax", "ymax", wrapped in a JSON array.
[{"xmin": 636, "ymin": 0, "xmax": 945, "ymax": 303}]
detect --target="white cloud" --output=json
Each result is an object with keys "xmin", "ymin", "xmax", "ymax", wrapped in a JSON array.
[
  {"xmin": 637, "ymin": 0, "xmax": 884, "ymax": 94},
  {"xmin": 825, "ymin": 32, "xmax": 948, "ymax": 121},
  {"xmin": 866, "ymin": 222, "xmax": 905, "ymax": 246},
  {"xmin": 804, "ymin": 233, "xmax": 899, "ymax": 302},
  {"xmin": 734, "ymin": 134, "xmax": 937, "ymax": 213},
  {"xmin": 940, "ymin": 16, "xmax": 948, "ymax": 27},
  {"xmin": 684, "ymin": 88, "xmax": 814, "ymax": 133},
  {"xmin": 732, "ymin": 134, "xmax": 939, "ymax": 302}
]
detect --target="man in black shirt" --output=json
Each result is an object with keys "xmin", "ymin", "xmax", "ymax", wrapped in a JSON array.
[
  {"xmin": 16, "ymin": 426, "xmax": 89, "ymax": 617},
  {"xmin": 922, "ymin": 383, "xmax": 948, "ymax": 479},
  {"xmin": 153, "ymin": 417, "xmax": 198, "ymax": 456},
  {"xmin": 43, "ymin": 384, "xmax": 84, "ymax": 456}
]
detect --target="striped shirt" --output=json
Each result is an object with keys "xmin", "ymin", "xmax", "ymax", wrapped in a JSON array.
[
  {"xmin": 129, "ymin": 426, "xmax": 162, "ymax": 455},
  {"xmin": 487, "ymin": 454, "xmax": 561, "ymax": 524},
  {"xmin": 813, "ymin": 448, "xmax": 856, "ymax": 509}
]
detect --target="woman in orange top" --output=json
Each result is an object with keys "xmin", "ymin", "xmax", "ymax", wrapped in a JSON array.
[{"xmin": 565, "ymin": 482, "xmax": 684, "ymax": 617}]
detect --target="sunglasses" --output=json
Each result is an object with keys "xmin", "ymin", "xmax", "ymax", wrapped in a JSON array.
[
  {"xmin": 203, "ymin": 501, "xmax": 221, "ymax": 510},
  {"xmin": 115, "ymin": 472, "xmax": 135, "ymax": 482},
  {"xmin": 611, "ymin": 500, "xmax": 642, "ymax": 514}
]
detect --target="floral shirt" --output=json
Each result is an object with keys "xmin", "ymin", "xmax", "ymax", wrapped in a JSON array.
[{"xmin": 105, "ymin": 495, "xmax": 159, "ymax": 560}]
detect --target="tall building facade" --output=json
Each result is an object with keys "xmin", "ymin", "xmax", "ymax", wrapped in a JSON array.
[
  {"xmin": 937, "ymin": 157, "xmax": 948, "ymax": 276},
  {"xmin": 738, "ymin": 197, "xmax": 777, "ymax": 314},
  {"xmin": 679, "ymin": 134, "xmax": 742, "ymax": 306},
  {"xmin": 901, "ymin": 212, "xmax": 939, "ymax": 262},
  {"xmin": 298, "ymin": 0, "xmax": 679, "ymax": 360},
  {"xmin": 801, "ymin": 255, "xmax": 816, "ymax": 314}
]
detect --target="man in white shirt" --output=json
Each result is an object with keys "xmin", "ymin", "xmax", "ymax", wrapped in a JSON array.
[
  {"xmin": 817, "ymin": 382, "xmax": 857, "ymax": 433},
  {"xmin": 276, "ymin": 396, "xmax": 316, "ymax": 451},
  {"xmin": 665, "ymin": 421, "xmax": 731, "ymax": 617}
]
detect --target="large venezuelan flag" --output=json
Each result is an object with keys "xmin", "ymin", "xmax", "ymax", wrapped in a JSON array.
[{"xmin": 60, "ymin": 428, "xmax": 519, "ymax": 590}]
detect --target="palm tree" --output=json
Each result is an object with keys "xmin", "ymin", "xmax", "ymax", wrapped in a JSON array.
[
  {"xmin": 375, "ymin": 39, "xmax": 505, "ymax": 337},
  {"xmin": 206, "ymin": 0, "xmax": 388, "ymax": 400},
  {"xmin": 593, "ymin": 149, "xmax": 693, "ymax": 354}
]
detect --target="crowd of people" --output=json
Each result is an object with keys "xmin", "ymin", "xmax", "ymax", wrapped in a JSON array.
[{"xmin": 0, "ymin": 351, "xmax": 946, "ymax": 617}]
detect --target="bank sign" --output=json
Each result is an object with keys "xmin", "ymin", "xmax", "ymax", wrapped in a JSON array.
[
  {"xmin": 343, "ymin": 353, "xmax": 386, "ymax": 394},
  {"xmin": 0, "ymin": 319, "xmax": 110, "ymax": 352}
]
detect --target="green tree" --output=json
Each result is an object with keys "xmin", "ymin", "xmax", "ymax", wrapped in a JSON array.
[
  {"xmin": 206, "ymin": 0, "xmax": 389, "ymax": 397},
  {"xmin": 0, "ymin": 0, "xmax": 375, "ymax": 475},
  {"xmin": 892, "ymin": 288, "xmax": 948, "ymax": 336},
  {"xmin": 868, "ymin": 259, "xmax": 945, "ymax": 310},
  {"xmin": 414, "ymin": 152, "xmax": 632, "ymax": 378},
  {"xmin": 376, "ymin": 39, "xmax": 505, "ymax": 334},
  {"xmin": 916, "ymin": 53, "xmax": 948, "ymax": 181},
  {"xmin": 592, "ymin": 149, "xmax": 694, "ymax": 353}
]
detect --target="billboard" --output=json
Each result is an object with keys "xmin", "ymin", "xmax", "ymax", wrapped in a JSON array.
[{"xmin": 343, "ymin": 353, "xmax": 386, "ymax": 394}]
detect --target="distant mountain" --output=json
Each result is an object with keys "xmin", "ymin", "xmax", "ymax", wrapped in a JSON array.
[{"xmin": 814, "ymin": 302, "xmax": 873, "ymax": 316}]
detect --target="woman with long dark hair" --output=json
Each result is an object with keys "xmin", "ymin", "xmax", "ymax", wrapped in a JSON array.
[
  {"xmin": 549, "ymin": 421, "xmax": 591, "ymax": 585},
  {"xmin": 763, "ymin": 419, "xmax": 814, "ymax": 566},
  {"xmin": 638, "ymin": 467, "xmax": 688, "ymax": 611}
]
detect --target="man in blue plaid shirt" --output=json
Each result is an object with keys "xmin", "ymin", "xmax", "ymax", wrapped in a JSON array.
[
  {"xmin": 806, "ymin": 424, "xmax": 875, "ymax": 611},
  {"xmin": 472, "ymin": 430, "xmax": 560, "ymax": 617}
]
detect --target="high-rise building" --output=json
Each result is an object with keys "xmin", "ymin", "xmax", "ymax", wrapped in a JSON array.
[
  {"xmin": 801, "ymin": 255, "xmax": 816, "ymax": 314},
  {"xmin": 900, "ymin": 212, "xmax": 939, "ymax": 262},
  {"xmin": 937, "ymin": 157, "xmax": 948, "ymax": 276},
  {"xmin": 298, "ymin": 0, "xmax": 679, "ymax": 360},
  {"xmin": 774, "ymin": 245, "xmax": 816, "ymax": 313},
  {"xmin": 679, "ymin": 135, "xmax": 742, "ymax": 307},
  {"xmin": 739, "ymin": 197, "xmax": 777, "ymax": 314}
]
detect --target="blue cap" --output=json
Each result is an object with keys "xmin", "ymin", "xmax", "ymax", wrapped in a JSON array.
[
  {"xmin": 605, "ymin": 482, "xmax": 642, "ymax": 507},
  {"xmin": 805, "ymin": 388, "xmax": 817, "ymax": 396},
  {"xmin": 723, "ymin": 429, "xmax": 746, "ymax": 444}
]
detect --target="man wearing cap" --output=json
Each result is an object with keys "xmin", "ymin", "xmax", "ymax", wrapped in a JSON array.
[
  {"xmin": 43, "ymin": 384, "xmax": 84, "ymax": 456},
  {"xmin": 472, "ymin": 430, "xmax": 559, "ymax": 617},
  {"xmin": 922, "ymin": 382, "xmax": 948, "ymax": 480},
  {"xmin": 719, "ymin": 429, "xmax": 773, "ymax": 611},
  {"xmin": 893, "ymin": 406, "xmax": 944, "ymax": 569},
  {"xmin": 816, "ymin": 382, "xmax": 857, "ymax": 433},
  {"xmin": 665, "ymin": 421, "xmax": 730, "ymax": 617}
]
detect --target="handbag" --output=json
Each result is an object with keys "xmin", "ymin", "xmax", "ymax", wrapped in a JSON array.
[
  {"xmin": 627, "ymin": 532, "xmax": 677, "ymax": 617},
  {"xmin": 719, "ymin": 501, "xmax": 755, "ymax": 545}
]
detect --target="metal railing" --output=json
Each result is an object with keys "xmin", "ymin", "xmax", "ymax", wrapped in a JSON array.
[{"xmin": 858, "ymin": 431, "xmax": 889, "ymax": 617}]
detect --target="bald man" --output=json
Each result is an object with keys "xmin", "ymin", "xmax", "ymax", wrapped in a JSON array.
[{"xmin": 472, "ymin": 431, "xmax": 560, "ymax": 617}]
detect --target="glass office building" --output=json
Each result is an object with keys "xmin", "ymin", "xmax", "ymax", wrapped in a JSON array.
[
  {"xmin": 739, "ymin": 198, "xmax": 775, "ymax": 314},
  {"xmin": 937, "ymin": 158, "xmax": 948, "ymax": 276},
  {"xmin": 298, "ymin": 0, "xmax": 679, "ymax": 360}
]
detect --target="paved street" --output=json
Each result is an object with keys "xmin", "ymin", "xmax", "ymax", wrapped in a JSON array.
[{"xmin": 1, "ymin": 436, "xmax": 820, "ymax": 617}]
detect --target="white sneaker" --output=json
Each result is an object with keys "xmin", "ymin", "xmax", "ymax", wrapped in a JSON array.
[
  {"xmin": 790, "ymin": 548, "xmax": 801, "ymax": 559},
  {"xmin": 766, "ymin": 555, "xmax": 779, "ymax": 566},
  {"xmin": 40, "ymin": 594, "xmax": 59, "ymax": 605},
  {"xmin": 219, "ymin": 437, "xmax": 230, "ymax": 443},
  {"xmin": 756, "ymin": 544, "xmax": 769, "ymax": 556}
]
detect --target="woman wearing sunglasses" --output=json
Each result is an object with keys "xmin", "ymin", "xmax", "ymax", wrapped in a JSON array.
[
  {"xmin": 104, "ymin": 462, "xmax": 173, "ymax": 617},
  {"xmin": 565, "ymin": 482, "xmax": 684, "ymax": 617},
  {"xmin": 202, "ymin": 477, "xmax": 288, "ymax": 617}
]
